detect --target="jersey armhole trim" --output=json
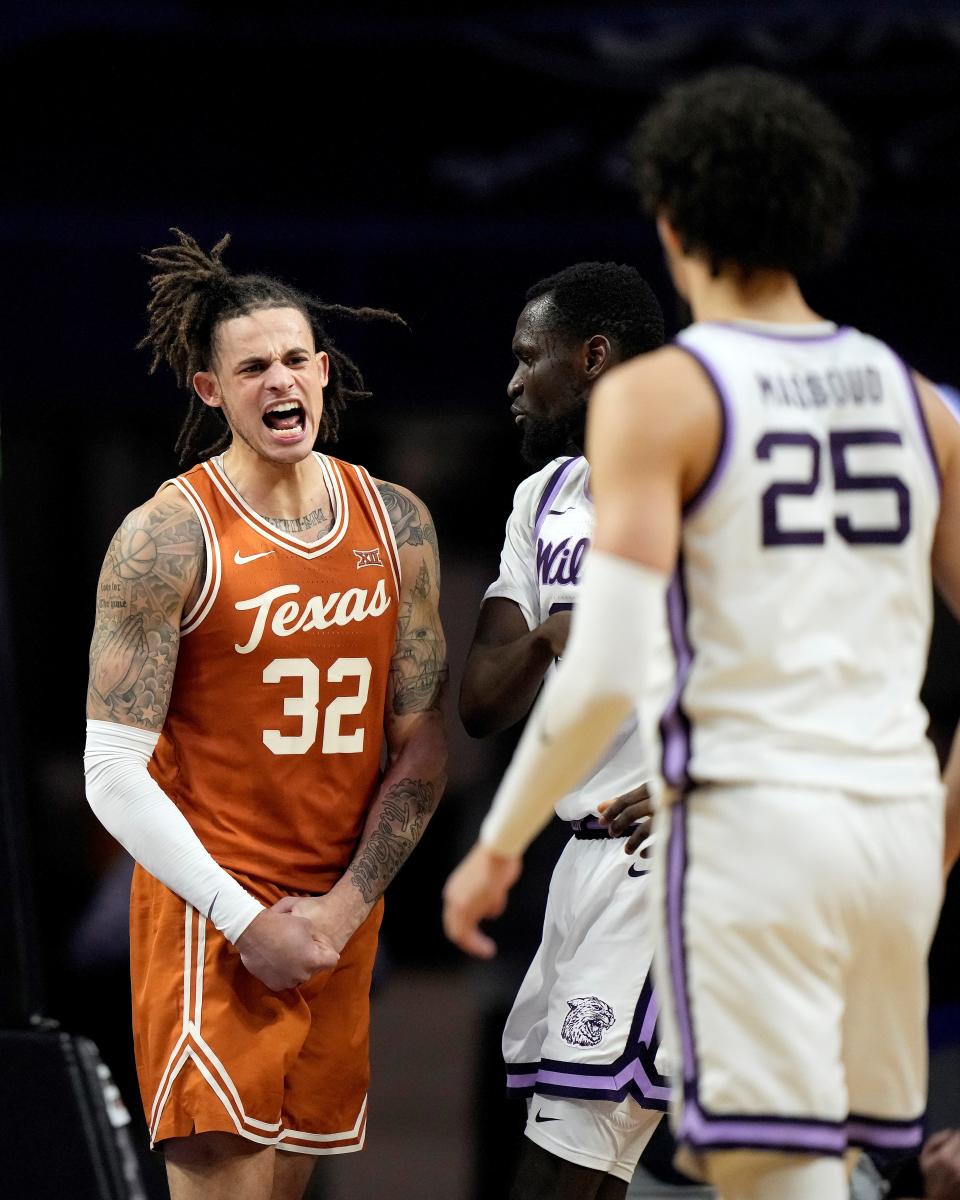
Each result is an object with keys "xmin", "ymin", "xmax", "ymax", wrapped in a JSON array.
[
  {"xmin": 534, "ymin": 456, "xmax": 580, "ymax": 541},
  {"xmin": 896, "ymin": 356, "xmax": 942, "ymax": 495},
  {"xmin": 673, "ymin": 342, "xmax": 734, "ymax": 516},
  {"xmin": 167, "ymin": 477, "xmax": 221, "ymax": 634},
  {"xmin": 355, "ymin": 466, "xmax": 402, "ymax": 600}
]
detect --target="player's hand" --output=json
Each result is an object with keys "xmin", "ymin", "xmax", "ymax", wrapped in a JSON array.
[
  {"xmin": 597, "ymin": 783, "xmax": 653, "ymax": 855},
  {"xmin": 235, "ymin": 908, "xmax": 339, "ymax": 991},
  {"xmin": 921, "ymin": 1128, "xmax": 960, "ymax": 1198},
  {"xmin": 272, "ymin": 892, "xmax": 363, "ymax": 955},
  {"xmin": 540, "ymin": 610, "xmax": 572, "ymax": 658},
  {"xmin": 441, "ymin": 843, "xmax": 522, "ymax": 959}
]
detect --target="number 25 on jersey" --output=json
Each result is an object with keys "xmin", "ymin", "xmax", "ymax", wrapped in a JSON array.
[{"xmin": 758, "ymin": 428, "xmax": 911, "ymax": 547}]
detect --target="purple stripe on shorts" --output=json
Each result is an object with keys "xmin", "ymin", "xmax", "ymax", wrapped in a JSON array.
[
  {"xmin": 639, "ymin": 988, "xmax": 659, "ymax": 1047},
  {"xmin": 895, "ymin": 353, "xmax": 941, "ymax": 494},
  {"xmin": 506, "ymin": 1070, "xmax": 539, "ymax": 1091},
  {"xmin": 514, "ymin": 970, "xmax": 669, "ymax": 1107},
  {"xmin": 678, "ymin": 1100, "xmax": 923, "ymax": 1157},
  {"xmin": 659, "ymin": 572, "xmax": 693, "ymax": 789},
  {"xmin": 535, "ymin": 1058, "xmax": 671, "ymax": 1105},
  {"xmin": 666, "ymin": 800, "xmax": 697, "ymax": 1087},
  {"xmin": 847, "ymin": 1117, "xmax": 924, "ymax": 1151},
  {"xmin": 538, "ymin": 1083, "xmax": 669, "ymax": 1109},
  {"xmin": 680, "ymin": 1098, "xmax": 848, "ymax": 1154},
  {"xmin": 673, "ymin": 340, "xmax": 735, "ymax": 516},
  {"xmin": 534, "ymin": 456, "xmax": 581, "ymax": 541}
]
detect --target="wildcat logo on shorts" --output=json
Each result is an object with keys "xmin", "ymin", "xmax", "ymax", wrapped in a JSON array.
[{"xmin": 561, "ymin": 996, "xmax": 615, "ymax": 1047}]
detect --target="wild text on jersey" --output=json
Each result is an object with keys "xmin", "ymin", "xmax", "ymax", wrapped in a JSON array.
[{"xmin": 537, "ymin": 536, "xmax": 590, "ymax": 587}]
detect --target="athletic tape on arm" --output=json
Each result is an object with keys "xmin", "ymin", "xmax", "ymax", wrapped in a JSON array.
[
  {"xmin": 84, "ymin": 719, "xmax": 264, "ymax": 943},
  {"xmin": 479, "ymin": 550, "xmax": 668, "ymax": 857}
]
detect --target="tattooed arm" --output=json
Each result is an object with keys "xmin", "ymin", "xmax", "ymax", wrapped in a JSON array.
[
  {"xmin": 283, "ymin": 482, "xmax": 449, "ymax": 949},
  {"xmin": 87, "ymin": 489, "xmax": 202, "ymax": 728},
  {"xmin": 85, "ymin": 490, "xmax": 337, "ymax": 985}
]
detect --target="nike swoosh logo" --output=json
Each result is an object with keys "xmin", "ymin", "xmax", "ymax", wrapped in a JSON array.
[
  {"xmin": 548, "ymin": 507, "xmax": 574, "ymax": 516},
  {"xmin": 627, "ymin": 863, "xmax": 649, "ymax": 878},
  {"xmin": 534, "ymin": 1108, "xmax": 560, "ymax": 1123},
  {"xmin": 234, "ymin": 549, "xmax": 275, "ymax": 565}
]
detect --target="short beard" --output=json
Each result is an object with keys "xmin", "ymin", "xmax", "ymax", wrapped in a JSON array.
[{"xmin": 520, "ymin": 407, "xmax": 586, "ymax": 468}]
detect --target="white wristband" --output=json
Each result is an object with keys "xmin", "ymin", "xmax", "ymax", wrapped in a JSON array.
[
  {"xmin": 83, "ymin": 719, "xmax": 264, "ymax": 944},
  {"xmin": 480, "ymin": 551, "xmax": 668, "ymax": 857}
]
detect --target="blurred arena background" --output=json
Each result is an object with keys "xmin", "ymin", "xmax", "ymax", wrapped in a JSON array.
[{"xmin": 3, "ymin": 2, "xmax": 960, "ymax": 1196}]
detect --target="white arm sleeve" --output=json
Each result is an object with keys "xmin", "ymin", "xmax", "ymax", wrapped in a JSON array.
[
  {"xmin": 83, "ymin": 719, "xmax": 264, "ymax": 944},
  {"xmin": 480, "ymin": 550, "xmax": 668, "ymax": 856}
]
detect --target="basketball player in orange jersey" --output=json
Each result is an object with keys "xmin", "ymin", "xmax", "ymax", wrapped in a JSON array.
[{"xmin": 83, "ymin": 230, "xmax": 447, "ymax": 1200}]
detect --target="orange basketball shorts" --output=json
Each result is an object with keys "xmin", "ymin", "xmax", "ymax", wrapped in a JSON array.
[{"xmin": 129, "ymin": 864, "xmax": 383, "ymax": 1155}]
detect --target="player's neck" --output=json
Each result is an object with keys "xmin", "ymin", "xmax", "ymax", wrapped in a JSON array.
[
  {"xmin": 220, "ymin": 444, "xmax": 329, "ymax": 521},
  {"xmin": 684, "ymin": 263, "xmax": 822, "ymax": 326}
]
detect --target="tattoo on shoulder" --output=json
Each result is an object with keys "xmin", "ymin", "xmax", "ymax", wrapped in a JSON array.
[
  {"xmin": 376, "ymin": 483, "xmax": 423, "ymax": 547},
  {"xmin": 376, "ymin": 481, "xmax": 440, "ymax": 584},
  {"xmin": 348, "ymin": 778, "xmax": 437, "ymax": 904},
  {"xmin": 87, "ymin": 497, "xmax": 204, "ymax": 730}
]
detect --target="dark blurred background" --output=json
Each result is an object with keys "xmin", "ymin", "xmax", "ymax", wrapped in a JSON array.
[{"xmin": 3, "ymin": 2, "xmax": 960, "ymax": 1197}]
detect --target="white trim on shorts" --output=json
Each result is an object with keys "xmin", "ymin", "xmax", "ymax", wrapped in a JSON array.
[{"xmin": 147, "ymin": 901, "xmax": 366, "ymax": 1155}]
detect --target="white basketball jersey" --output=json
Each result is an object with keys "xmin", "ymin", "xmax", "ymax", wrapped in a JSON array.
[
  {"xmin": 486, "ymin": 455, "xmax": 674, "ymax": 820},
  {"xmin": 666, "ymin": 319, "xmax": 941, "ymax": 796}
]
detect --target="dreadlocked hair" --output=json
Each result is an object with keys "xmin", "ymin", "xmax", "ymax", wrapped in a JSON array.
[{"xmin": 138, "ymin": 228, "xmax": 406, "ymax": 465}]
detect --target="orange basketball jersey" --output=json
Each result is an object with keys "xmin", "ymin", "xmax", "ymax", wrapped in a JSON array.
[{"xmin": 149, "ymin": 452, "xmax": 400, "ymax": 895}]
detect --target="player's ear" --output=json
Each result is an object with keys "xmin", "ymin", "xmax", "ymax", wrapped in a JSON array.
[
  {"xmin": 584, "ymin": 335, "xmax": 611, "ymax": 380},
  {"xmin": 656, "ymin": 211, "xmax": 682, "ymax": 255},
  {"xmin": 193, "ymin": 371, "xmax": 222, "ymax": 410},
  {"xmin": 315, "ymin": 350, "xmax": 330, "ymax": 387}
]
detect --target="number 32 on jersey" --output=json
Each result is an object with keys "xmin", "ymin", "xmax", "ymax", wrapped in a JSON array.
[{"xmin": 262, "ymin": 657, "xmax": 371, "ymax": 755}]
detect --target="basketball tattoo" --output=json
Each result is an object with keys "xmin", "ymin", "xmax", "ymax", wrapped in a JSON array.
[{"xmin": 115, "ymin": 527, "xmax": 159, "ymax": 579}]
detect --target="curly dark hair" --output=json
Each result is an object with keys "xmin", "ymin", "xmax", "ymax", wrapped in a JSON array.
[
  {"xmin": 633, "ymin": 67, "xmax": 863, "ymax": 277},
  {"xmin": 138, "ymin": 229, "xmax": 406, "ymax": 464},
  {"xmin": 525, "ymin": 261, "xmax": 664, "ymax": 358}
]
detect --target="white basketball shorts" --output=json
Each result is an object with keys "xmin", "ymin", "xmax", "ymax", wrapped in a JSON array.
[
  {"xmin": 651, "ymin": 783, "xmax": 943, "ymax": 1171},
  {"xmin": 504, "ymin": 829, "xmax": 669, "ymax": 1179}
]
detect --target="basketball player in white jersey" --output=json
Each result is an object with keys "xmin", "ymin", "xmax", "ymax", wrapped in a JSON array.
[
  {"xmin": 444, "ymin": 68, "xmax": 960, "ymax": 1200},
  {"xmin": 460, "ymin": 262, "xmax": 672, "ymax": 1200}
]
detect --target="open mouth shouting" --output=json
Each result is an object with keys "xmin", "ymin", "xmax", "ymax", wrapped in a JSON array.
[{"xmin": 262, "ymin": 399, "xmax": 307, "ymax": 440}]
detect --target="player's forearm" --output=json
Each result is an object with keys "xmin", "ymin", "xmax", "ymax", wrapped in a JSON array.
[
  {"xmin": 328, "ymin": 709, "xmax": 448, "ymax": 930},
  {"xmin": 459, "ymin": 628, "xmax": 559, "ymax": 737},
  {"xmin": 83, "ymin": 720, "xmax": 263, "ymax": 943},
  {"xmin": 481, "ymin": 553, "xmax": 667, "ymax": 857}
]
